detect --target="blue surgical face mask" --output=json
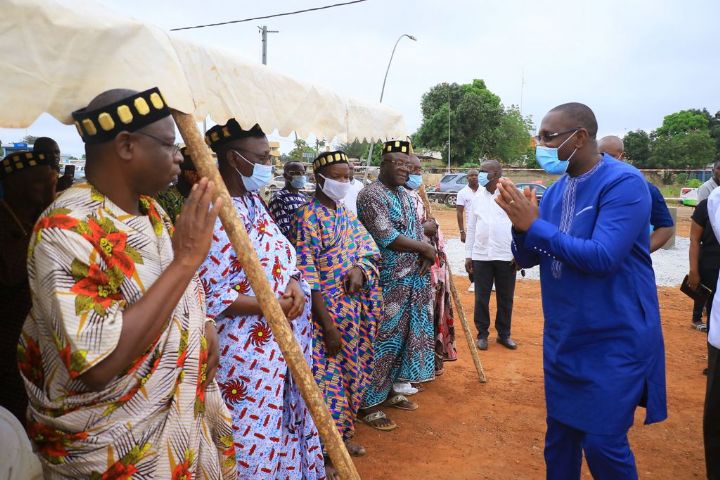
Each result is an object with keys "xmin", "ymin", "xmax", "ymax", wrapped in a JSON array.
[
  {"xmin": 535, "ymin": 130, "xmax": 578, "ymax": 175},
  {"xmin": 290, "ymin": 175, "xmax": 307, "ymax": 189},
  {"xmin": 233, "ymin": 152, "xmax": 273, "ymax": 191},
  {"xmin": 477, "ymin": 172, "xmax": 490, "ymax": 187},
  {"xmin": 405, "ymin": 174, "xmax": 422, "ymax": 190}
]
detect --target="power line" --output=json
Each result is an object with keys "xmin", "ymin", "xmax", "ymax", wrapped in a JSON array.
[{"xmin": 170, "ymin": 0, "xmax": 367, "ymax": 32}]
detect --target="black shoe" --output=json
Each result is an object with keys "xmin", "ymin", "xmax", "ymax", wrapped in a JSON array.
[
  {"xmin": 497, "ymin": 337, "xmax": 518, "ymax": 350},
  {"xmin": 476, "ymin": 338, "xmax": 488, "ymax": 350}
]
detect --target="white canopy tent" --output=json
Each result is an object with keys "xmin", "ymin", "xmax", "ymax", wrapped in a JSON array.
[{"xmin": 0, "ymin": 0, "xmax": 406, "ymax": 142}]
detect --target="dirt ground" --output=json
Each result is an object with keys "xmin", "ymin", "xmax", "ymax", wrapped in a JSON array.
[{"xmin": 352, "ymin": 208, "xmax": 708, "ymax": 479}]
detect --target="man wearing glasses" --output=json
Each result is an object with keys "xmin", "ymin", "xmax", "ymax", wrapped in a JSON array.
[
  {"xmin": 495, "ymin": 103, "xmax": 667, "ymax": 479},
  {"xmin": 355, "ymin": 140, "xmax": 437, "ymax": 431}
]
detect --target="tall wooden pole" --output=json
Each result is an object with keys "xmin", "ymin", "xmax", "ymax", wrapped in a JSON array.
[
  {"xmin": 173, "ymin": 111, "xmax": 360, "ymax": 480},
  {"xmin": 419, "ymin": 185, "xmax": 487, "ymax": 383}
]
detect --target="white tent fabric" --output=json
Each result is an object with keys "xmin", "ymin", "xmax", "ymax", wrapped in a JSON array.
[{"xmin": 0, "ymin": 0, "xmax": 406, "ymax": 142}]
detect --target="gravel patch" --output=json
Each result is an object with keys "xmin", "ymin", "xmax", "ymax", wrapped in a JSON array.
[{"xmin": 444, "ymin": 236, "xmax": 689, "ymax": 287}]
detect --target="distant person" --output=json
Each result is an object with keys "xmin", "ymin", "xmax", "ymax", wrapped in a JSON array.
[
  {"xmin": 698, "ymin": 159, "xmax": 720, "ymax": 202},
  {"xmin": 498, "ymin": 102, "xmax": 666, "ymax": 479},
  {"xmin": 704, "ymin": 187, "xmax": 720, "ymax": 479},
  {"xmin": 465, "ymin": 160, "xmax": 517, "ymax": 351},
  {"xmin": 35, "ymin": 137, "xmax": 74, "ymax": 192},
  {"xmin": 598, "ymin": 135, "xmax": 675, "ymax": 252},
  {"xmin": 268, "ymin": 161, "xmax": 309, "ymax": 239},
  {"xmin": 343, "ymin": 160, "xmax": 365, "ymax": 215},
  {"xmin": 32, "ymin": 137, "xmax": 61, "ymax": 171},
  {"xmin": 688, "ymin": 198, "xmax": 718, "ymax": 332},
  {"xmin": 155, "ymin": 146, "xmax": 200, "ymax": 223},
  {"xmin": 0, "ymin": 151, "xmax": 56, "ymax": 426},
  {"xmin": 456, "ymin": 168, "xmax": 480, "ymax": 292}
]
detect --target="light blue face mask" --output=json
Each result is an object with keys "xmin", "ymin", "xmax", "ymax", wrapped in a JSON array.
[
  {"xmin": 233, "ymin": 152, "xmax": 273, "ymax": 191},
  {"xmin": 290, "ymin": 175, "xmax": 307, "ymax": 189},
  {"xmin": 536, "ymin": 130, "xmax": 578, "ymax": 175},
  {"xmin": 478, "ymin": 171, "xmax": 490, "ymax": 187},
  {"xmin": 405, "ymin": 174, "xmax": 422, "ymax": 190}
]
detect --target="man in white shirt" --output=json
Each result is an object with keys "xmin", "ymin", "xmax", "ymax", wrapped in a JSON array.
[
  {"xmin": 464, "ymin": 160, "xmax": 517, "ymax": 350},
  {"xmin": 704, "ymin": 187, "xmax": 720, "ymax": 478},
  {"xmin": 343, "ymin": 160, "xmax": 365, "ymax": 216},
  {"xmin": 456, "ymin": 169, "xmax": 480, "ymax": 292}
]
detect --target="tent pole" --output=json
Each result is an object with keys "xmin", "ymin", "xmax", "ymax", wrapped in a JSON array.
[
  {"xmin": 418, "ymin": 185, "xmax": 487, "ymax": 383},
  {"xmin": 173, "ymin": 111, "xmax": 361, "ymax": 480}
]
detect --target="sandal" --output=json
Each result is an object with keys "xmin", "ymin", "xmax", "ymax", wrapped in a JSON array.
[
  {"xmin": 384, "ymin": 394, "xmax": 418, "ymax": 411},
  {"xmin": 360, "ymin": 411, "xmax": 397, "ymax": 431}
]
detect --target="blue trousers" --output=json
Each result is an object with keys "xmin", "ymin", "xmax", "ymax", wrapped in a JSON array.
[{"xmin": 545, "ymin": 417, "xmax": 638, "ymax": 480}]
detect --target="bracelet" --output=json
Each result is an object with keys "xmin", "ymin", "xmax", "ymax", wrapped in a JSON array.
[{"xmin": 204, "ymin": 317, "xmax": 217, "ymax": 328}]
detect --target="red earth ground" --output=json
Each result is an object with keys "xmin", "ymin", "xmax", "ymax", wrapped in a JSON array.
[{"xmin": 352, "ymin": 208, "xmax": 707, "ymax": 479}]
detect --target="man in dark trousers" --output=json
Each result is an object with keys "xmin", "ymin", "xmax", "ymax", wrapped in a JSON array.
[{"xmin": 464, "ymin": 159, "xmax": 517, "ymax": 350}]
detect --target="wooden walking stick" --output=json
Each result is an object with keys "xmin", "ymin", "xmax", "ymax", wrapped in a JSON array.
[
  {"xmin": 418, "ymin": 185, "xmax": 487, "ymax": 383},
  {"xmin": 173, "ymin": 111, "xmax": 360, "ymax": 480}
]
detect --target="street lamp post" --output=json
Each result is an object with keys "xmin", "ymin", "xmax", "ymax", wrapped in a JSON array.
[{"xmin": 364, "ymin": 33, "xmax": 417, "ymax": 178}]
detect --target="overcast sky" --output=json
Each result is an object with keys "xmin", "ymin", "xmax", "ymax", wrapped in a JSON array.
[{"xmin": 3, "ymin": 0, "xmax": 719, "ymax": 158}]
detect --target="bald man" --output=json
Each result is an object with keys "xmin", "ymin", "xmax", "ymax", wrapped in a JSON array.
[
  {"xmin": 497, "ymin": 103, "xmax": 666, "ymax": 479},
  {"xmin": 465, "ymin": 159, "xmax": 517, "ymax": 350},
  {"xmin": 598, "ymin": 135, "xmax": 675, "ymax": 253}
]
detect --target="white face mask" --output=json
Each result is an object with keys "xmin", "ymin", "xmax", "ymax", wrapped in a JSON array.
[{"xmin": 319, "ymin": 174, "xmax": 351, "ymax": 202}]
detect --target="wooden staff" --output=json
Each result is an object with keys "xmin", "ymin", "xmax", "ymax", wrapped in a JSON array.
[
  {"xmin": 419, "ymin": 185, "xmax": 487, "ymax": 383},
  {"xmin": 173, "ymin": 112, "xmax": 360, "ymax": 480}
]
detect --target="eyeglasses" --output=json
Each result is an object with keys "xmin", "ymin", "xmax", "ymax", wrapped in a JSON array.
[
  {"xmin": 535, "ymin": 128, "xmax": 579, "ymax": 143},
  {"xmin": 135, "ymin": 131, "xmax": 181, "ymax": 156},
  {"xmin": 383, "ymin": 158, "xmax": 410, "ymax": 169},
  {"xmin": 233, "ymin": 148, "xmax": 272, "ymax": 165}
]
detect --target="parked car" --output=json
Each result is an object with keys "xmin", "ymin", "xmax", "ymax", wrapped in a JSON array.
[
  {"xmin": 434, "ymin": 173, "xmax": 469, "ymax": 206},
  {"xmin": 515, "ymin": 183, "xmax": 547, "ymax": 203}
]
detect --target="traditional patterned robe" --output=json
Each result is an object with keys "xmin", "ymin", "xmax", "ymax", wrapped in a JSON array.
[
  {"xmin": 18, "ymin": 183, "xmax": 236, "ymax": 479},
  {"xmin": 408, "ymin": 189, "xmax": 457, "ymax": 368},
  {"xmin": 294, "ymin": 198, "xmax": 382, "ymax": 440},
  {"xmin": 199, "ymin": 193, "xmax": 325, "ymax": 480},
  {"xmin": 356, "ymin": 181, "xmax": 434, "ymax": 408},
  {"xmin": 268, "ymin": 188, "xmax": 308, "ymax": 240}
]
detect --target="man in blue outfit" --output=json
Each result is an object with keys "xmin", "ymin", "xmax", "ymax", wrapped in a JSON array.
[
  {"xmin": 495, "ymin": 103, "xmax": 667, "ymax": 479},
  {"xmin": 598, "ymin": 135, "xmax": 675, "ymax": 253}
]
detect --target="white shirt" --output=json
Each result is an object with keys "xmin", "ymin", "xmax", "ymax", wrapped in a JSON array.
[
  {"xmin": 706, "ymin": 187, "xmax": 720, "ymax": 348},
  {"xmin": 456, "ymin": 185, "xmax": 480, "ymax": 209},
  {"xmin": 465, "ymin": 187, "xmax": 514, "ymax": 261},
  {"xmin": 342, "ymin": 179, "xmax": 365, "ymax": 215}
]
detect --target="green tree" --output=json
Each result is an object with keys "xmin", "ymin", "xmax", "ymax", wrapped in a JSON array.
[
  {"xmin": 655, "ymin": 110, "xmax": 709, "ymax": 136},
  {"xmin": 623, "ymin": 130, "xmax": 652, "ymax": 167},
  {"xmin": 491, "ymin": 106, "xmax": 534, "ymax": 165},
  {"xmin": 648, "ymin": 129, "xmax": 715, "ymax": 168},
  {"xmin": 415, "ymin": 80, "xmax": 503, "ymax": 165},
  {"xmin": 287, "ymin": 138, "xmax": 316, "ymax": 162},
  {"xmin": 22, "ymin": 135, "xmax": 38, "ymax": 144}
]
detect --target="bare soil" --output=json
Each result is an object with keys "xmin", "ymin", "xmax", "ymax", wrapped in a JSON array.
[{"xmin": 352, "ymin": 208, "xmax": 707, "ymax": 479}]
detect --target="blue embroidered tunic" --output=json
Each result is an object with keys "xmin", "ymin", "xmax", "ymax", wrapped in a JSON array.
[{"xmin": 512, "ymin": 154, "xmax": 667, "ymax": 435}]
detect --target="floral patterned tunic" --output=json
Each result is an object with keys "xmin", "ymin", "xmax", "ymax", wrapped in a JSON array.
[
  {"xmin": 18, "ymin": 183, "xmax": 236, "ymax": 479},
  {"xmin": 199, "ymin": 193, "xmax": 326, "ymax": 480}
]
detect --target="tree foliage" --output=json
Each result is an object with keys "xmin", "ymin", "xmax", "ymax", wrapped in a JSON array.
[
  {"xmin": 621, "ymin": 108, "xmax": 720, "ymax": 168},
  {"xmin": 414, "ymin": 79, "xmax": 532, "ymax": 166},
  {"xmin": 623, "ymin": 130, "xmax": 652, "ymax": 167},
  {"xmin": 287, "ymin": 138, "xmax": 316, "ymax": 162}
]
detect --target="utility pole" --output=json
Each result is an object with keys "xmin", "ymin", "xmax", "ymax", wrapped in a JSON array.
[
  {"xmin": 447, "ymin": 86, "xmax": 451, "ymax": 171},
  {"xmin": 258, "ymin": 25, "xmax": 279, "ymax": 65}
]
